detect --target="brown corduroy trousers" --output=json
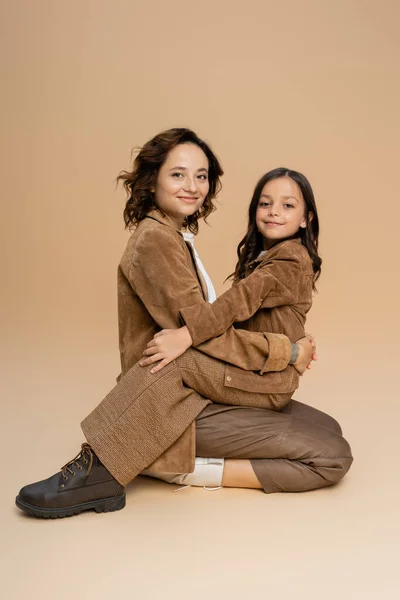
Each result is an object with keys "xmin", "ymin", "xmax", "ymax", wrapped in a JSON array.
[{"xmin": 81, "ymin": 349, "xmax": 353, "ymax": 492}]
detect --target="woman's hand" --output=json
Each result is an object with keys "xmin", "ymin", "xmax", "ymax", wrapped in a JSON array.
[
  {"xmin": 139, "ymin": 326, "xmax": 193, "ymax": 374},
  {"xmin": 293, "ymin": 334, "xmax": 318, "ymax": 375}
]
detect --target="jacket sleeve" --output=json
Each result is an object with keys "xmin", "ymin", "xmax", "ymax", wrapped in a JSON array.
[
  {"xmin": 180, "ymin": 243, "xmax": 304, "ymax": 346},
  {"xmin": 128, "ymin": 227, "xmax": 291, "ymax": 372}
]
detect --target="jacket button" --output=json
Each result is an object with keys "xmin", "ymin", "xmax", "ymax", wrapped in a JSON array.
[{"xmin": 226, "ymin": 376, "xmax": 231, "ymax": 382}]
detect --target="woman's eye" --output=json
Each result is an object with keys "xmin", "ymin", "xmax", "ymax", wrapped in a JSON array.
[
  {"xmin": 259, "ymin": 202, "xmax": 269, "ymax": 207},
  {"xmin": 198, "ymin": 174, "xmax": 208, "ymax": 180},
  {"xmin": 172, "ymin": 172, "xmax": 184, "ymax": 178},
  {"xmin": 284, "ymin": 203, "xmax": 294, "ymax": 209}
]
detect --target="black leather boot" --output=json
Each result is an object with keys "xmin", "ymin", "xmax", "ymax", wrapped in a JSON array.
[{"xmin": 15, "ymin": 443, "xmax": 125, "ymax": 518}]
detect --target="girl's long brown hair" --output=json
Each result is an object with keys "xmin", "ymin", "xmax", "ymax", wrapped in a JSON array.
[{"xmin": 233, "ymin": 168, "xmax": 322, "ymax": 289}]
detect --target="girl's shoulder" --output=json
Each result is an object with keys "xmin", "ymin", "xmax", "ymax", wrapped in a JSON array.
[{"xmin": 260, "ymin": 239, "xmax": 313, "ymax": 271}]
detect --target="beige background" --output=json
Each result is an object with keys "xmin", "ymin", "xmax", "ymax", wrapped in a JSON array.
[{"xmin": 1, "ymin": 1, "xmax": 399, "ymax": 598}]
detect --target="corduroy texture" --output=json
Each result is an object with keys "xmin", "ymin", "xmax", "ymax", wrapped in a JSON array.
[
  {"xmin": 196, "ymin": 402, "xmax": 353, "ymax": 493},
  {"xmin": 81, "ymin": 358, "xmax": 210, "ymax": 486},
  {"xmin": 82, "ymin": 348, "xmax": 352, "ymax": 489},
  {"xmin": 180, "ymin": 238, "xmax": 313, "ymax": 349},
  {"xmin": 178, "ymin": 348, "xmax": 297, "ymax": 410}
]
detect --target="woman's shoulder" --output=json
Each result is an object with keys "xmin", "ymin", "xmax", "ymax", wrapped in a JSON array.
[
  {"xmin": 128, "ymin": 217, "xmax": 180, "ymax": 244},
  {"xmin": 121, "ymin": 217, "xmax": 185, "ymax": 265}
]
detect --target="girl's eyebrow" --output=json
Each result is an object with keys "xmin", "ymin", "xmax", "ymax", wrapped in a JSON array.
[
  {"xmin": 169, "ymin": 166, "xmax": 208, "ymax": 173},
  {"xmin": 260, "ymin": 194, "xmax": 299, "ymax": 202}
]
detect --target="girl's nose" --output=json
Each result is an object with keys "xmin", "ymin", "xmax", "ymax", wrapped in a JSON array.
[{"xmin": 269, "ymin": 206, "xmax": 280, "ymax": 216}]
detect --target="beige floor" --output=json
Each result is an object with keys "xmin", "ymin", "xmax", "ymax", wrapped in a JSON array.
[{"xmin": 1, "ymin": 341, "xmax": 399, "ymax": 600}]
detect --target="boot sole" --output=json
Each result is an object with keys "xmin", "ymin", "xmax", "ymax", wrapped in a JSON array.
[{"xmin": 15, "ymin": 493, "xmax": 126, "ymax": 518}]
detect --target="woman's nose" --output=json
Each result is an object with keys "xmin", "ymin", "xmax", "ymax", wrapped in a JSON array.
[{"xmin": 183, "ymin": 176, "xmax": 197, "ymax": 192}]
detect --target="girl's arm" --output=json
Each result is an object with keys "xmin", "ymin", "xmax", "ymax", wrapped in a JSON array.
[
  {"xmin": 129, "ymin": 227, "xmax": 292, "ymax": 372},
  {"xmin": 180, "ymin": 241, "xmax": 311, "ymax": 347}
]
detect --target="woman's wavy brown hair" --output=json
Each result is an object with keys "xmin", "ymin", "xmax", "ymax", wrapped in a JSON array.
[
  {"xmin": 117, "ymin": 128, "xmax": 223, "ymax": 233},
  {"xmin": 232, "ymin": 167, "xmax": 322, "ymax": 290}
]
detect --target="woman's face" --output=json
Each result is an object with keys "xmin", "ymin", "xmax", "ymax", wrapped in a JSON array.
[
  {"xmin": 256, "ymin": 176, "xmax": 308, "ymax": 249},
  {"xmin": 154, "ymin": 143, "xmax": 210, "ymax": 229}
]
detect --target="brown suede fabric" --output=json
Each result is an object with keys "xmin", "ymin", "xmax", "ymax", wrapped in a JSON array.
[
  {"xmin": 84, "ymin": 210, "xmax": 295, "ymax": 474},
  {"xmin": 180, "ymin": 238, "xmax": 313, "ymax": 391}
]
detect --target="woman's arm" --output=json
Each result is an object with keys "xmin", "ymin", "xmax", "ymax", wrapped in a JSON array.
[{"xmin": 129, "ymin": 227, "xmax": 294, "ymax": 372}]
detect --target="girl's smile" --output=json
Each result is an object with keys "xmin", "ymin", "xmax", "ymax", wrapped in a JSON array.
[{"xmin": 256, "ymin": 176, "xmax": 308, "ymax": 249}]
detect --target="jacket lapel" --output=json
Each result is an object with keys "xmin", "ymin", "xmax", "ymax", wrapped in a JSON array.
[{"xmin": 145, "ymin": 209, "xmax": 209, "ymax": 301}]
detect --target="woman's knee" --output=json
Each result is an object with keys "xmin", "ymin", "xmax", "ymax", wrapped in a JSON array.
[
  {"xmin": 325, "ymin": 435, "xmax": 353, "ymax": 483},
  {"xmin": 287, "ymin": 400, "xmax": 344, "ymax": 435}
]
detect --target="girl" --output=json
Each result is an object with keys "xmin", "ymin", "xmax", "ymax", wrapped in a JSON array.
[{"xmin": 16, "ymin": 131, "xmax": 349, "ymax": 519}]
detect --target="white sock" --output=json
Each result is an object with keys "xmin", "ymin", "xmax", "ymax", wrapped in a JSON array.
[{"xmin": 141, "ymin": 457, "xmax": 225, "ymax": 488}]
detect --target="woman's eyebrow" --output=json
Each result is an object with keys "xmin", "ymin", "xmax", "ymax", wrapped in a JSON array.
[{"xmin": 169, "ymin": 166, "xmax": 208, "ymax": 172}]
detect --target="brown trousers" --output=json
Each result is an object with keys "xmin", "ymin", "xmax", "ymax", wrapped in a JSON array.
[{"xmin": 81, "ymin": 349, "xmax": 353, "ymax": 492}]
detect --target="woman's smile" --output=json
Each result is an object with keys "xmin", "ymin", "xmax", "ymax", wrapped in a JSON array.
[{"xmin": 177, "ymin": 195, "xmax": 199, "ymax": 204}]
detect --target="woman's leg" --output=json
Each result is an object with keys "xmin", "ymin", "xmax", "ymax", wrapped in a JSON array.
[
  {"xmin": 81, "ymin": 357, "xmax": 210, "ymax": 485},
  {"xmin": 221, "ymin": 460, "xmax": 263, "ymax": 489},
  {"xmin": 280, "ymin": 399, "xmax": 343, "ymax": 434},
  {"xmin": 82, "ymin": 347, "xmax": 352, "ymax": 492},
  {"xmin": 219, "ymin": 401, "xmax": 343, "ymax": 489},
  {"xmin": 195, "ymin": 403, "xmax": 353, "ymax": 493}
]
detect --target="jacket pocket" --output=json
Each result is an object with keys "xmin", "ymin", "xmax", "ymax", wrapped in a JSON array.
[{"xmin": 223, "ymin": 364, "xmax": 299, "ymax": 394}]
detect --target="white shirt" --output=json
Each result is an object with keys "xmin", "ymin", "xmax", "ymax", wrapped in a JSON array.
[{"xmin": 182, "ymin": 232, "xmax": 217, "ymax": 304}]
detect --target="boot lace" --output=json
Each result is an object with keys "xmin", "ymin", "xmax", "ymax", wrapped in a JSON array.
[{"xmin": 61, "ymin": 443, "xmax": 94, "ymax": 480}]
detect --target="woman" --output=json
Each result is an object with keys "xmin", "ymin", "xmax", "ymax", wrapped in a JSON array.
[{"xmin": 15, "ymin": 129, "xmax": 350, "ymax": 519}]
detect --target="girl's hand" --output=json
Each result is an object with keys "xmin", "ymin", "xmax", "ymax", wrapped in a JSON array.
[
  {"xmin": 139, "ymin": 326, "xmax": 193, "ymax": 374},
  {"xmin": 293, "ymin": 334, "xmax": 318, "ymax": 375}
]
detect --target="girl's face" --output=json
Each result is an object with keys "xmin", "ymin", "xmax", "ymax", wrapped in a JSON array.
[
  {"xmin": 256, "ymin": 176, "xmax": 308, "ymax": 249},
  {"xmin": 154, "ymin": 143, "xmax": 210, "ymax": 229}
]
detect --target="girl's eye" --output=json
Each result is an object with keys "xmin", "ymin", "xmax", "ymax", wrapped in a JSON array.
[
  {"xmin": 198, "ymin": 174, "xmax": 208, "ymax": 180},
  {"xmin": 283, "ymin": 203, "xmax": 294, "ymax": 209},
  {"xmin": 172, "ymin": 172, "xmax": 184, "ymax": 178},
  {"xmin": 259, "ymin": 202, "xmax": 270, "ymax": 207}
]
